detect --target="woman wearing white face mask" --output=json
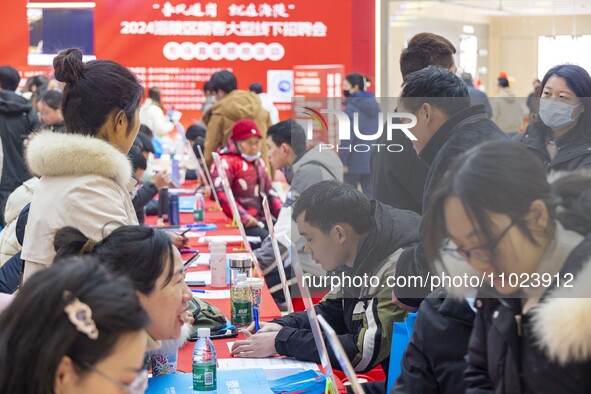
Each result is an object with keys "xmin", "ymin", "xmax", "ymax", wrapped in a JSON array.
[{"xmin": 518, "ymin": 64, "xmax": 591, "ymax": 171}]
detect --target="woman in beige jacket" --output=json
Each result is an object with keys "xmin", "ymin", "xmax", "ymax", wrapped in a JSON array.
[{"xmin": 21, "ymin": 48, "xmax": 144, "ymax": 282}]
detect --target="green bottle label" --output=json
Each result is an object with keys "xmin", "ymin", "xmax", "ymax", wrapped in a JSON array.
[
  {"xmin": 193, "ymin": 362, "xmax": 216, "ymax": 391},
  {"xmin": 231, "ymin": 300, "xmax": 252, "ymax": 325},
  {"xmin": 194, "ymin": 209, "xmax": 204, "ymax": 222}
]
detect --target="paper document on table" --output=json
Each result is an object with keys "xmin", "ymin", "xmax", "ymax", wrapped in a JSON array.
[
  {"xmin": 218, "ymin": 357, "xmax": 319, "ymax": 371},
  {"xmin": 184, "ymin": 271, "xmax": 211, "ymax": 285},
  {"xmin": 193, "ymin": 253, "xmax": 211, "ymax": 266},
  {"xmin": 184, "ymin": 231, "xmax": 206, "ymax": 239},
  {"xmin": 201, "ymin": 235, "xmax": 261, "ymax": 244},
  {"xmin": 193, "ymin": 253, "xmax": 251, "ymax": 267},
  {"xmin": 197, "ymin": 289, "xmax": 231, "ymax": 299}
]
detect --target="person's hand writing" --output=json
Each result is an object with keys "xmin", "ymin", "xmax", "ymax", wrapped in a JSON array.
[
  {"xmin": 230, "ymin": 331, "xmax": 279, "ymax": 358},
  {"xmin": 241, "ymin": 321, "xmax": 283, "ymax": 337},
  {"xmin": 166, "ymin": 231, "xmax": 188, "ymax": 249}
]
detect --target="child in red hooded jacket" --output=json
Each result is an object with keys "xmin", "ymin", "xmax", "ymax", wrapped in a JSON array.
[{"xmin": 210, "ymin": 119, "xmax": 283, "ymax": 245}]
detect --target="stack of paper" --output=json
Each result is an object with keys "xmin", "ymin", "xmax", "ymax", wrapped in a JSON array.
[
  {"xmin": 218, "ymin": 355, "xmax": 319, "ymax": 371},
  {"xmin": 146, "ymin": 368, "xmax": 273, "ymax": 394}
]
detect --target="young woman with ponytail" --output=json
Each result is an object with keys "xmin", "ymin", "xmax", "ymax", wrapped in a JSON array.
[{"xmin": 21, "ymin": 47, "xmax": 144, "ymax": 281}]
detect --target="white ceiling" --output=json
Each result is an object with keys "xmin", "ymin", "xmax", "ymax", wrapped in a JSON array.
[{"xmin": 391, "ymin": 0, "xmax": 591, "ymax": 16}]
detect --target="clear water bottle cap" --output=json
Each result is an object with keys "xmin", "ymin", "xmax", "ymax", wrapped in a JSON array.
[{"xmin": 197, "ymin": 327, "xmax": 211, "ymax": 338}]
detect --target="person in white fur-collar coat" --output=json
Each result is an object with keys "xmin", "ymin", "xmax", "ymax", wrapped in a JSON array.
[
  {"xmin": 425, "ymin": 141, "xmax": 591, "ymax": 394},
  {"xmin": 21, "ymin": 48, "xmax": 144, "ymax": 282}
]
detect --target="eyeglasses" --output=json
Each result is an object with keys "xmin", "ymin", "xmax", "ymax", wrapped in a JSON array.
[
  {"xmin": 442, "ymin": 219, "xmax": 516, "ymax": 263},
  {"xmin": 78, "ymin": 361, "xmax": 148, "ymax": 394}
]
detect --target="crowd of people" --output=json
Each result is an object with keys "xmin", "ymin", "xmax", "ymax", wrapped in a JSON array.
[{"xmin": 0, "ymin": 29, "xmax": 590, "ymax": 394}]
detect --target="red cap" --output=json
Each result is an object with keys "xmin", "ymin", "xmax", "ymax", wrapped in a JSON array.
[
  {"xmin": 231, "ymin": 119, "xmax": 262, "ymax": 141},
  {"xmin": 498, "ymin": 71, "xmax": 508, "ymax": 79}
]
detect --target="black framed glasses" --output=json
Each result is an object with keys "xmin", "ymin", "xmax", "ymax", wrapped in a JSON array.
[{"xmin": 442, "ymin": 218, "xmax": 516, "ymax": 263}]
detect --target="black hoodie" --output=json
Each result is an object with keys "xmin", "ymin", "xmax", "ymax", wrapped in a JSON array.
[
  {"xmin": 0, "ymin": 90, "xmax": 39, "ymax": 224},
  {"xmin": 272, "ymin": 202, "xmax": 420, "ymax": 374},
  {"xmin": 0, "ymin": 92, "xmax": 38, "ymax": 185}
]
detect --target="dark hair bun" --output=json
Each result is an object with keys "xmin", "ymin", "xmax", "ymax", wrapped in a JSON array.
[{"xmin": 53, "ymin": 48, "xmax": 86, "ymax": 84}]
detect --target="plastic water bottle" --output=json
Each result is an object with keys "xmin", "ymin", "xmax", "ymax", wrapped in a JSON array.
[
  {"xmin": 192, "ymin": 328, "xmax": 217, "ymax": 393},
  {"xmin": 174, "ymin": 133, "xmax": 185, "ymax": 160},
  {"xmin": 230, "ymin": 273, "xmax": 252, "ymax": 328},
  {"xmin": 194, "ymin": 192, "xmax": 205, "ymax": 222},
  {"xmin": 209, "ymin": 241, "xmax": 227, "ymax": 288}
]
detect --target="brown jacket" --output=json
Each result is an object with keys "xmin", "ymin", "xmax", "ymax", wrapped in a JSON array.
[
  {"xmin": 21, "ymin": 131, "xmax": 138, "ymax": 281},
  {"xmin": 203, "ymin": 90, "xmax": 272, "ymax": 168}
]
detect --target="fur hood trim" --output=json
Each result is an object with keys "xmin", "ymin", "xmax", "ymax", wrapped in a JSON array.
[
  {"xmin": 26, "ymin": 131, "xmax": 132, "ymax": 187},
  {"xmin": 531, "ymin": 256, "xmax": 591, "ymax": 365},
  {"xmin": 437, "ymin": 249, "xmax": 591, "ymax": 365},
  {"xmin": 148, "ymin": 323, "xmax": 191, "ymax": 356}
]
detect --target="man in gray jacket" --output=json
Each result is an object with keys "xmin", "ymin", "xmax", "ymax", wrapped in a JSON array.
[{"xmin": 254, "ymin": 119, "xmax": 343, "ymax": 307}]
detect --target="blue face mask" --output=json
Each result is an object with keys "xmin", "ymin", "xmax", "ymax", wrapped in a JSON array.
[
  {"xmin": 539, "ymin": 98, "xmax": 582, "ymax": 130},
  {"xmin": 241, "ymin": 152, "xmax": 261, "ymax": 162}
]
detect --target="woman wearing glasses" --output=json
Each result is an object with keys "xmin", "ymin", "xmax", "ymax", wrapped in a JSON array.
[
  {"xmin": 0, "ymin": 256, "xmax": 149, "ymax": 394},
  {"xmin": 424, "ymin": 140, "xmax": 591, "ymax": 393}
]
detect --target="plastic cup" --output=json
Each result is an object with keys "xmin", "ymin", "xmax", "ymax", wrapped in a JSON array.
[
  {"xmin": 247, "ymin": 277, "xmax": 264, "ymax": 308},
  {"xmin": 150, "ymin": 351, "xmax": 178, "ymax": 376}
]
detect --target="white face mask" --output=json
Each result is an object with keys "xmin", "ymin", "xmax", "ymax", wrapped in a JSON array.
[
  {"xmin": 539, "ymin": 98, "xmax": 582, "ymax": 130},
  {"xmin": 241, "ymin": 152, "xmax": 261, "ymax": 162}
]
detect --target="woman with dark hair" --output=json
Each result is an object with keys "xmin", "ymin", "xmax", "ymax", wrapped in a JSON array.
[
  {"xmin": 339, "ymin": 72, "xmax": 378, "ymax": 199},
  {"xmin": 139, "ymin": 86, "xmax": 174, "ymax": 139},
  {"xmin": 21, "ymin": 48, "xmax": 144, "ymax": 281},
  {"xmin": 54, "ymin": 225, "xmax": 193, "ymax": 362},
  {"xmin": 201, "ymin": 80, "xmax": 216, "ymax": 118},
  {"xmin": 424, "ymin": 140, "xmax": 591, "ymax": 393},
  {"xmin": 37, "ymin": 90, "xmax": 66, "ymax": 132},
  {"xmin": 518, "ymin": 64, "xmax": 591, "ymax": 171},
  {"xmin": 0, "ymin": 256, "xmax": 149, "ymax": 394},
  {"xmin": 23, "ymin": 74, "xmax": 49, "ymax": 107}
]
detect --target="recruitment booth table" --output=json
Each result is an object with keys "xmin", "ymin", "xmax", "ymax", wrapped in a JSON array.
[{"xmin": 145, "ymin": 190, "xmax": 348, "ymax": 393}]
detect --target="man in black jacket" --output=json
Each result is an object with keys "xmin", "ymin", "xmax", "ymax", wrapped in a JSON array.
[
  {"xmin": 0, "ymin": 66, "xmax": 39, "ymax": 225},
  {"xmin": 231, "ymin": 181, "xmax": 420, "ymax": 376},
  {"xmin": 393, "ymin": 67, "xmax": 508, "ymax": 307},
  {"xmin": 371, "ymin": 33, "xmax": 457, "ymax": 214},
  {"xmin": 388, "ymin": 68, "xmax": 505, "ymax": 394}
]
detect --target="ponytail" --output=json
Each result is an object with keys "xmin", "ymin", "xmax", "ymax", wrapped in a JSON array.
[
  {"xmin": 551, "ymin": 172, "xmax": 591, "ymax": 236},
  {"xmin": 54, "ymin": 226, "xmax": 95, "ymax": 260},
  {"xmin": 53, "ymin": 225, "xmax": 175, "ymax": 294}
]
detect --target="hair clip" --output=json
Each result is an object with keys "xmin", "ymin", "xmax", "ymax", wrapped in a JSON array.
[
  {"xmin": 63, "ymin": 291, "xmax": 99, "ymax": 340},
  {"xmin": 80, "ymin": 239, "xmax": 96, "ymax": 254}
]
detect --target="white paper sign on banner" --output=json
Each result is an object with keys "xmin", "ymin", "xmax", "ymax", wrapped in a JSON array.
[{"xmin": 267, "ymin": 70, "xmax": 294, "ymax": 103}]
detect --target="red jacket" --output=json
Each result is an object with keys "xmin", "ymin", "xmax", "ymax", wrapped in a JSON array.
[{"xmin": 210, "ymin": 138, "xmax": 282, "ymax": 225}]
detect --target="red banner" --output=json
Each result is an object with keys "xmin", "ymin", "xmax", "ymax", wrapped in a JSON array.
[{"xmin": 1, "ymin": 0, "xmax": 353, "ymax": 125}]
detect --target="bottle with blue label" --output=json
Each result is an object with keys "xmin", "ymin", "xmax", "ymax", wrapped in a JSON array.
[{"xmin": 193, "ymin": 327, "xmax": 217, "ymax": 393}]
